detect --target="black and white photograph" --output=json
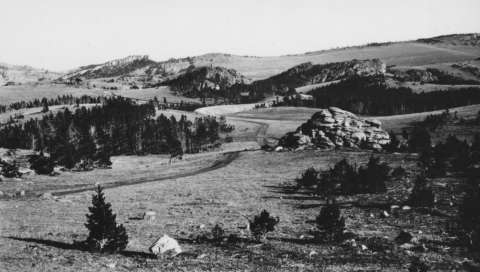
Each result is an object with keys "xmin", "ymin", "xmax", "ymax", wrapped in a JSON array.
[{"xmin": 1, "ymin": 0, "xmax": 480, "ymax": 271}]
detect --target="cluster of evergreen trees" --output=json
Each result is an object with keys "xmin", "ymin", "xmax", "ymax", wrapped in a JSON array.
[
  {"xmin": 0, "ymin": 97, "xmax": 221, "ymax": 169},
  {"xmin": 280, "ymin": 75, "xmax": 480, "ymax": 115},
  {"xmin": 0, "ymin": 94, "xmax": 102, "ymax": 113}
]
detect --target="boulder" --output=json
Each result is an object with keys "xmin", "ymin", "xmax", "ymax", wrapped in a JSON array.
[
  {"xmin": 278, "ymin": 107, "xmax": 390, "ymax": 150},
  {"xmin": 143, "ymin": 211, "xmax": 156, "ymax": 221},
  {"xmin": 149, "ymin": 234, "xmax": 182, "ymax": 256}
]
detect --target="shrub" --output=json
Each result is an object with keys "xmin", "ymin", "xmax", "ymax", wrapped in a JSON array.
[
  {"xmin": 391, "ymin": 166, "xmax": 407, "ymax": 179},
  {"xmin": 0, "ymin": 160, "xmax": 22, "ymax": 178},
  {"xmin": 295, "ymin": 167, "xmax": 319, "ymax": 189},
  {"xmin": 357, "ymin": 156, "xmax": 390, "ymax": 193},
  {"xmin": 278, "ymin": 132, "xmax": 299, "ymax": 149},
  {"xmin": 409, "ymin": 257, "xmax": 429, "ymax": 272},
  {"xmin": 249, "ymin": 210, "xmax": 279, "ymax": 242},
  {"xmin": 384, "ymin": 131, "xmax": 401, "ymax": 152},
  {"xmin": 211, "ymin": 224, "xmax": 225, "ymax": 244},
  {"xmin": 330, "ymin": 159, "xmax": 359, "ymax": 194},
  {"xmin": 458, "ymin": 181, "xmax": 480, "ymax": 251},
  {"xmin": 408, "ymin": 127, "xmax": 431, "ymax": 152},
  {"xmin": 315, "ymin": 202, "xmax": 345, "ymax": 242},
  {"xmin": 28, "ymin": 154, "xmax": 55, "ymax": 175},
  {"xmin": 319, "ymin": 157, "xmax": 390, "ymax": 195},
  {"xmin": 364, "ymin": 236, "xmax": 394, "ymax": 252},
  {"xmin": 408, "ymin": 175, "xmax": 435, "ymax": 207},
  {"xmin": 85, "ymin": 186, "xmax": 128, "ymax": 253}
]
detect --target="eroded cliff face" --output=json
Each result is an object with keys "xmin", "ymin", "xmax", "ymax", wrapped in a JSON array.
[{"xmin": 279, "ymin": 107, "xmax": 390, "ymax": 150}]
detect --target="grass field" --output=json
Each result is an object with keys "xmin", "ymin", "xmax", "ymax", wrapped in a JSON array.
[
  {"xmin": 0, "ymin": 83, "xmax": 198, "ymax": 105},
  {"xmin": 1, "ymin": 96, "xmax": 480, "ymax": 271},
  {"xmin": 191, "ymin": 42, "xmax": 480, "ymax": 80},
  {"xmin": 1, "ymin": 148, "xmax": 472, "ymax": 271}
]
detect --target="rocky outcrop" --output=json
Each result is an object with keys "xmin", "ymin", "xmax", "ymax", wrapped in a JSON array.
[
  {"xmin": 278, "ymin": 107, "xmax": 390, "ymax": 150},
  {"xmin": 62, "ymin": 55, "xmax": 157, "ymax": 80},
  {"xmin": 165, "ymin": 66, "xmax": 248, "ymax": 96},
  {"xmin": 252, "ymin": 59, "xmax": 386, "ymax": 94}
]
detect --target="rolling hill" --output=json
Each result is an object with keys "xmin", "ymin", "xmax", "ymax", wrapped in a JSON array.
[
  {"xmin": 60, "ymin": 33, "xmax": 480, "ymax": 84},
  {"xmin": 0, "ymin": 63, "xmax": 61, "ymax": 86},
  {"xmin": 1, "ymin": 33, "xmax": 479, "ymax": 106}
]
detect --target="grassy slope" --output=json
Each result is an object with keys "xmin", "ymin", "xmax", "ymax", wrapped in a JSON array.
[
  {"xmin": 1, "ymin": 105, "xmax": 479, "ymax": 271},
  {"xmin": 0, "ymin": 84, "xmax": 199, "ymax": 105},
  {"xmin": 197, "ymin": 42, "xmax": 480, "ymax": 80},
  {"xmin": 0, "ymin": 149, "xmax": 465, "ymax": 271}
]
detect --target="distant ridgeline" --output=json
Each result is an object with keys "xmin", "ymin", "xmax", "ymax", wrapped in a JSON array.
[
  {"xmin": 0, "ymin": 97, "xmax": 221, "ymax": 169},
  {"xmin": 281, "ymin": 75, "xmax": 480, "ymax": 116}
]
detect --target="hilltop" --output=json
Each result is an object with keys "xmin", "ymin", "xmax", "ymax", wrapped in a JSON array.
[
  {"xmin": 164, "ymin": 66, "xmax": 249, "ymax": 97},
  {"xmin": 0, "ymin": 63, "xmax": 61, "ymax": 86},
  {"xmin": 1, "ymin": 32, "xmax": 479, "ymax": 105}
]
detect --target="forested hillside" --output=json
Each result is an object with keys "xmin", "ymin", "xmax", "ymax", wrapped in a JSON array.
[
  {"xmin": 0, "ymin": 97, "xmax": 221, "ymax": 169},
  {"xmin": 281, "ymin": 75, "xmax": 480, "ymax": 115},
  {"xmin": 251, "ymin": 59, "xmax": 385, "ymax": 94}
]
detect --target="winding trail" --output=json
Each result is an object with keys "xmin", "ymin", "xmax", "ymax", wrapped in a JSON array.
[
  {"xmin": 50, "ymin": 151, "xmax": 240, "ymax": 196},
  {"xmin": 48, "ymin": 114, "xmax": 271, "ymax": 196}
]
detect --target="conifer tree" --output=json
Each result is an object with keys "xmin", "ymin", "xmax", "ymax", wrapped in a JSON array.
[
  {"xmin": 85, "ymin": 186, "xmax": 128, "ymax": 253},
  {"xmin": 316, "ymin": 201, "xmax": 345, "ymax": 242}
]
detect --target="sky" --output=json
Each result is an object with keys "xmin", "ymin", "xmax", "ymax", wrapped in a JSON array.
[{"xmin": 1, "ymin": 0, "xmax": 479, "ymax": 71}]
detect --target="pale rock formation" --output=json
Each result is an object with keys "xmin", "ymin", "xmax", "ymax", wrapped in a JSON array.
[{"xmin": 278, "ymin": 107, "xmax": 390, "ymax": 150}]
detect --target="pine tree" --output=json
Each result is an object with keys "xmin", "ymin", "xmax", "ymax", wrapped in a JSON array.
[
  {"xmin": 408, "ymin": 175, "xmax": 435, "ymax": 207},
  {"xmin": 85, "ymin": 186, "xmax": 128, "ymax": 253},
  {"xmin": 249, "ymin": 210, "xmax": 279, "ymax": 242},
  {"xmin": 41, "ymin": 99, "xmax": 49, "ymax": 113},
  {"xmin": 316, "ymin": 202, "xmax": 345, "ymax": 242}
]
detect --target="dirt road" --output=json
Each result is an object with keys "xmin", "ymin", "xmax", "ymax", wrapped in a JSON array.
[{"xmin": 50, "ymin": 151, "xmax": 240, "ymax": 196}]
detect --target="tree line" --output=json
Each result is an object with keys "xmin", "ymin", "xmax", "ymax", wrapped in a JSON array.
[
  {"xmin": 280, "ymin": 75, "xmax": 480, "ymax": 115},
  {"xmin": 0, "ymin": 97, "xmax": 221, "ymax": 169},
  {"xmin": 0, "ymin": 94, "xmax": 102, "ymax": 113}
]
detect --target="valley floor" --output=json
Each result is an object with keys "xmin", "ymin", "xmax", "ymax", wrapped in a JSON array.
[{"xmin": 1, "ymin": 105, "xmax": 480, "ymax": 271}]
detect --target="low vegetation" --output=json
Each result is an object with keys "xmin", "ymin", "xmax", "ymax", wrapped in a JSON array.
[
  {"xmin": 315, "ymin": 202, "xmax": 346, "ymax": 242},
  {"xmin": 248, "ymin": 210, "xmax": 280, "ymax": 242},
  {"xmin": 297, "ymin": 156, "xmax": 390, "ymax": 196}
]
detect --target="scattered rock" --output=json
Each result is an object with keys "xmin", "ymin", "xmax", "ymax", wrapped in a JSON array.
[
  {"xmin": 380, "ymin": 210, "xmax": 390, "ymax": 218},
  {"xmin": 399, "ymin": 243, "xmax": 415, "ymax": 250},
  {"xmin": 361, "ymin": 244, "xmax": 368, "ymax": 251},
  {"xmin": 105, "ymin": 262, "xmax": 116, "ymax": 269},
  {"xmin": 149, "ymin": 234, "xmax": 182, "ymax": 256},
  {"xmin": 129, "ymin": 213, "xmax": 145, "ymax": 220},
  {"xmin": 41, "ymin": 192, "xmax": 53, "ymax": 199},
  {"xmin": 143, "ymin": 211, "xmax": 156, "ymax": 221},
  {"xmin": 402, "ymin": 205, "xmax": 412, "ymax": 211},
  {"xmin": 308, "ymin": 250, "xmax": 318, "ymax": 258},
  {"xmin": 342, "ymin": 239, "xmax": 357, "ymax": 248},
  {"xmin": 390, "ymin": 205, "xmax": 400, "ymax": 211},
  {"xmin": 274, "ymin": 146, "xmax": 284, "ymax": 152},
  {"xmin": 196, "ymin": 253, "xmax": 207, "ymax": 259},
  {"xmin": 0, "ymin": 191, "xmax": 4, "ymax": 197}
]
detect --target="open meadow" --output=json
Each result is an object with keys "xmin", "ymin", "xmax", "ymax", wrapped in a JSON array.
[{"xmin": 2, "ymin": 104, "xmax": 480, "ymax": 271}]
